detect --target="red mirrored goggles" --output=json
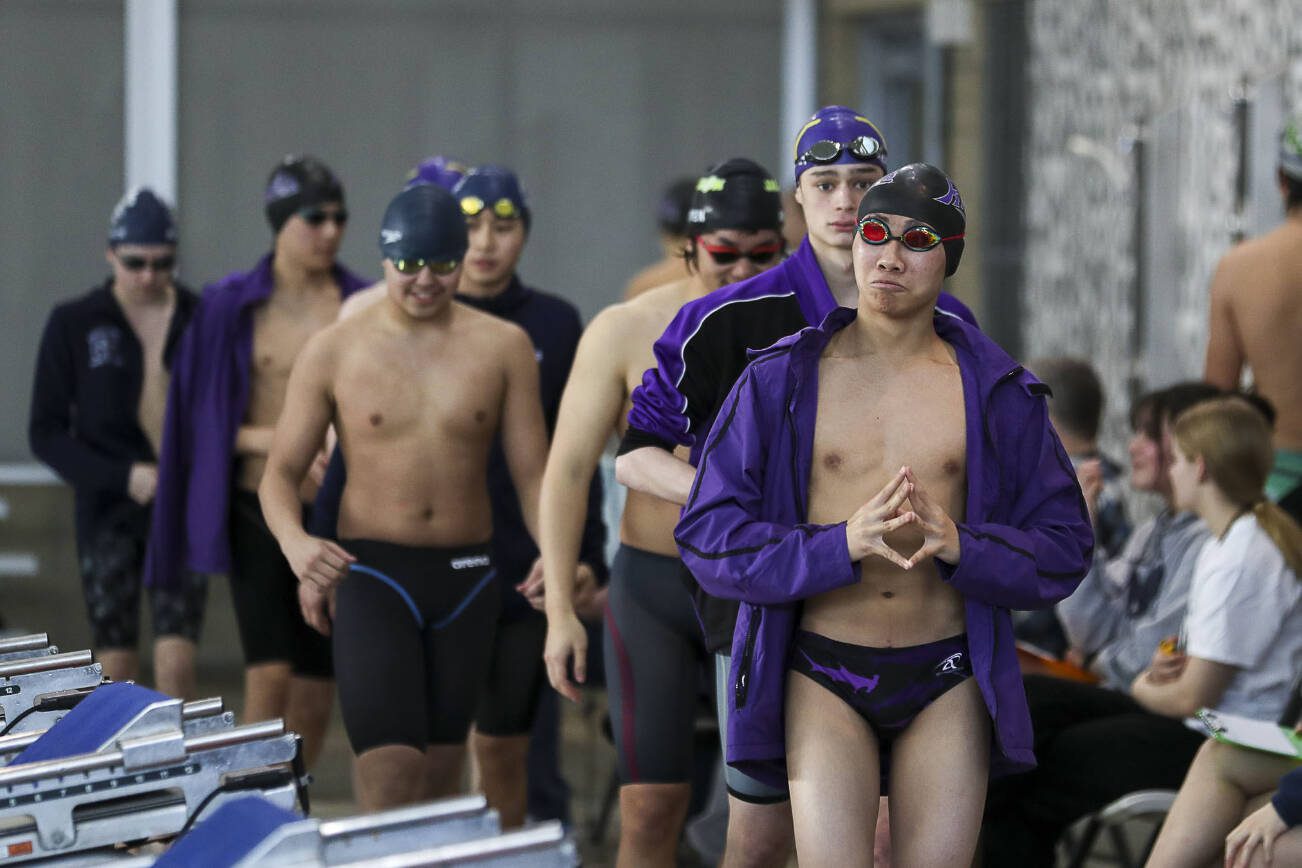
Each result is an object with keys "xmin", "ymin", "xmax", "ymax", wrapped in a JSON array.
[{"xmin": 856, "ymin": 216, "xmax": 962, "ymax": 252}]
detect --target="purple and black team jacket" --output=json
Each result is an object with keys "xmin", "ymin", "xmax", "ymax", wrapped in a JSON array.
[
  {"xmin": 620, "ymin": 236, "xmax": 978, "ymax": 652},
  {"xmin": 143, "ymin": 253, "xmax": 370, "ymax": 590},
  {"xmin": 674, "ymin": 306, "xmax": 1093, "ymax": 788}
]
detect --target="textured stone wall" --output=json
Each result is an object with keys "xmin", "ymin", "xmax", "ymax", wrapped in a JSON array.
[{"xmin": 1021, "ymin": 0, "xmax": 1301, "ymax": 455}]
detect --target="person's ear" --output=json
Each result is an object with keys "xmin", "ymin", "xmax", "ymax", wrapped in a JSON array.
[{"xmin": 1194, "ymin": 454, "xmax": 1209, "ymax": 484}]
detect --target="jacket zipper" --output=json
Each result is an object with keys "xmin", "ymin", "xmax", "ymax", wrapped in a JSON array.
[{"xmin": 735, "ymin": 608, "xmax": 762, "ymax": 708}]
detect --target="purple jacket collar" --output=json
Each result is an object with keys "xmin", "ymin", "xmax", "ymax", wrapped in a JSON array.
[
  {"xmin": 675, "ymin": 305, "xmax": 1092, "ymax": 787},
  {"xmin": 145, "ymin": 254, "xmax": 370, "ymax": 588}
]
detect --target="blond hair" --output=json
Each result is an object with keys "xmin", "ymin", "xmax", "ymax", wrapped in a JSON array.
[{"xmin": 1173, "ymin": 397, "xmax": 1302, "ymax": 576}]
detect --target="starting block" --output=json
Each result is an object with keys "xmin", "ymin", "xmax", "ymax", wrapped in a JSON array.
[
  {"xmin": 0, "ymin": 696, "xmax": 232, "ymax": 767},
  {"xmin": 0, "ymin": 683, "xmax": 304, "ymax": 863},
  {"xmin": 0, "ymin": 634, "xmax": 59, "ymax": 663},
  {"xmin": 0, "ymin": 651, "xmax": 103, "ymax": 736},
  {"xmin": 145, "ymin": 793, "xmax": 576, "ymax": 867}
]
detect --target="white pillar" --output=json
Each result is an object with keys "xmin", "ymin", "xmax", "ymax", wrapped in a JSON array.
[
  {"xmin": 124, "ymin": 0, "xmax": 178, "ymax": 203},
  {"xmin": 781, "ymin": 0, "xmax": 818, "ymax": 176}
]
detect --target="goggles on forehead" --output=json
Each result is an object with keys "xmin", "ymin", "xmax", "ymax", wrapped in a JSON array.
[
  {"xmin": 697, "ymin": 239, "xmax": 783, "ymax": 266},
  {"xmin": 390, "ymin": 257, "xmax": 459, "ymax": 275},
  {"xmin": 856, "ymin": 216, "xmax": 962, "ymax": 252},
  {"xmin": 460, "ymin": 195, "xmax": 523, "ymax": 219},
  {"xmin": 797, "ymin": 135, "xmax": 885, "ymax": 166}
]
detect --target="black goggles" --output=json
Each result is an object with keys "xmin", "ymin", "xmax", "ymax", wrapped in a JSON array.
[
  {"xmin": 299, "ymin": 206, "xmax": 349, "ymax": 227},
  {"xmin": 116, "ymin": 253, "xmax": 175, "ymax": 272},
  {"xmin": 856, "ymin": 217, "xmax": 962, "ymax": 252},
  {"xmin": 391, "ymin": 258, "xmax": 459, "ymax": 275},
  {"xmin": 797, "ymin": 135, "xmax": 885, "ymax": 165}
]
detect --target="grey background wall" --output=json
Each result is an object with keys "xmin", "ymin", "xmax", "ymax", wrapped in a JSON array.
[
  {"xmin": 1, "ymin": 0, "xmax": 784, "ymax": 463},
  {"xmin": 1020, "ymin": 0, "xmax": 1302, "ymax": 455}
]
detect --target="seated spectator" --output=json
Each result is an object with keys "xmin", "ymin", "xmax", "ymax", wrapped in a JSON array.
[
  {"xmin": 1016, "ymin": 356, "xmax": 1132, "ymax": 656},
  {"xmin": 983, "ymin": 382, "xmax": 1219, "ymax": 866},
  {"xmin": 1147, "ymin": 734, "xmax": 1302, "ymax": 867},
  {"xmin": 1131, "ymin": 397, "xmax": 1302, "ymax": 724}
]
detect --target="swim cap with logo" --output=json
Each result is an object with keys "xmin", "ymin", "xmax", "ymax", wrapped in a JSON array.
[
  {"xmin": 108, "ymin": 187, "xmax": 177, "ymax": 246},
  {"xmin": 793, "ymin": 105, "xmax": 889, "ymax": 182},
  {"xmin": 685, "ymin": 158, "xmax": 783, "ymax": 235},
  {"xmin": 378, "ymin": 184, "xmax": 468, "ymax": 264},
  {"xmin": 404, "ymin": 155, "xmax": 468, "ymax": 192},
  {"xmin": 453, "ymin": 166, "xmax": 531, "ymax": 232},
  {"xmin": 264, "ymin": 154, "xmax": 345, "ymax": 235},
  {"xmin": 857, "ymin": 163, "xmax": 966, "ymax": 276}
]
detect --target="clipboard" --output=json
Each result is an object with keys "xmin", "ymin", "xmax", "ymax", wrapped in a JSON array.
[{"xmin": 1195, "ymin": 709, "xmax": 1302, "ymax": 759}]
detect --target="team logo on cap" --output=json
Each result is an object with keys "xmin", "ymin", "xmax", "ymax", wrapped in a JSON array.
[
  {"xmin": 696, "ymin": 176, "xmax": 727, "ymax": 193},
  {"xmin": 934, "ymin": 181, "xmax": 965, "ymax": 216},
  {"xmin": 380, "ymin": 228, "xmax": 404, "ymax": 244},
  {"xmin": 266, "ymin": 171, "xmax": 301, "ymax": 203}
]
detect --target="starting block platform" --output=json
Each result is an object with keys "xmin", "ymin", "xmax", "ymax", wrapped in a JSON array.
[
  {"xmin": 0, "ymin": 634, "xmax": 59, "ymax": 663},
  {"xmin": 0, "ymin": 683, "xmax": 304, "ymax": 863},
  {"xmin": 0, "ymin": 651, "xmax": 104, "ymax": 736}
]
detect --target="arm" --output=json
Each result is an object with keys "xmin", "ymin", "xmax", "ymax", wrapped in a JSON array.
[
  {"xmin": 1057, "ymin": 520, "xmax": 1157, "ymax": 657},
  {"xmin": 257, "ymin": 331, "xmax": 354, "ymax": 593},
  {"xmin": 234, "ymin": 425, "xmax": 275, "ymax": 457},
  {"xmin": 1203, "ymin": 256, "xmax": 1244, "ymax": 389},
  {"xmin": 540, "ymin": 311, "xmax": 631, "ymax": 700},
  {"xmin": 1130, "ymin": 655, "xmax": 1237, "ymax": 718},
  {"xmin": 674, "ymin": 365, "xmax": 861, "ymax": 605},
  {"xmin": 27, "ymin": 311, "xmax": 134, "ymax": 493},
  {"xmin": 935, "ymin": 388, "xmax": 1094, "ymax": 609},
  {"xmin": 614, "ymin": 446, "xmax": 697, "ymax": 505},
  {"xmin": 499, "ymin": 325, "xmax": 548, "ymax": 545}
]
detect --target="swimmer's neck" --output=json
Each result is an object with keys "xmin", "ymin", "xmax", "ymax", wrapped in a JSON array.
[
  {"xmin": 808, "ymin": 234, "xmax": 858, "ymax": 307},
  {"xmin": 271, "ymin": 255, "xmax": 338, "ymax": 296},
  {"xmin": 457, "ymin": 272, "xmax": 514, "ymax": 300},
  {"xmin": 111, "ymin": 279, "xmax": 175, "ymax": 310},
  {"xmin": 833, "ymin": 302, "xmax": 944, "ymax": 360}
]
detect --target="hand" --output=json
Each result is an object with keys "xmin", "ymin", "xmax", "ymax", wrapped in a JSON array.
[
  {"xmin": 1076, "ymin": 458, "xmax": 1102, "ymax": 527},
  {"xmin": 127, "ymin": 463, "xmax": 159, "ymax": 505},
  {"xmin": 1145, "ymin": 637, "xmax": 1187, "ymax": 684},
  {"xmin": 283, "ymin": 534, "xmax": 356, "ymax": 591},
  {"xmin": 307, "ymin": 449, "xmax": 330, "ymax": 487},
  {"xmin": 903, "ymin": 468, "xmax": 961, "ymax": 566},
  {"xmin": 298, "ymin": 582, "xmax": 336, "ymax": 637},
  {"xmin": 845, "ymin": 466, "xmax": 917, "ymax": 568},
  {"xmin": 543, "ymin": 611, "xmax": 588, "ymax": 703},
  {"xmin": 1225, "ymin": 801, "xmax": 1288, "ymax": 868},
  {"xmin": 516, "ymin": 557, "xmax": 545, "ymax": 611},
  {"xmin": 574, "ymin": 569, "xmax": 606, "ymax": 621}
]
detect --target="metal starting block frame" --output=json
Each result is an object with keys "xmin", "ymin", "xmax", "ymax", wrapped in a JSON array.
[
  {"xmin": 0, "ymin": 697, "xmax": 233, "ymax": 767},
  {"xmin": 345, "ymin": 821, "xmax": 577, "ymax": 867},
  {"xmin": 0, "ymin": 652, "xmax": 103, "ymax": 735},
  {"xmin": 0, "ymin": 718, "xmax": 303, "ymax": 863},
  {"xmin": 0, "ymin": 635, "xmax": 58, "ymax": 663}
]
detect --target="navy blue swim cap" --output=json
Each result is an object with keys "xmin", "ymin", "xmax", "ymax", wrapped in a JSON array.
[
  {"xmin": 793, "ymin": 106, "xmax": 888, "ymax": 182},
  {"xmin": 264, "ymin": 154, "xmax": 345, "ymax": 235},
  {"xmin": 453, "ymin": 166, "xmax": 531, "ymax": 232},
  {"xmin": 686, "ymin": 158, "xmax": 783, "ymax": 235},
  {"xmin": 404, "ymin": 155, "xmax": 467, "ymax": 192},
  {"xmin": 108, "ymin": 187, "xmax": 176, "ymax": 247},
  {"xmin": 379, "ymin": 184, "xmax": 468, "ymax": 264},
  {"xmin": 857, "ymin": 163, "xmax": 966, "ymax": 276}
]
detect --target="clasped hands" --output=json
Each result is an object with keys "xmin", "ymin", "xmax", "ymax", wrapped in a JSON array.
[{"xmin": 845, "ymin": 466, "xmax": 960, "ymax": 569}]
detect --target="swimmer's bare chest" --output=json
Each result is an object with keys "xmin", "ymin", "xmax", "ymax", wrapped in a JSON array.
[
  {"xmin": 239, "ymin": 288, "xmax": 340, "ymax": 488},
  {"xmin": 332, "ymin": 326, "xmax": 505, "ymax": 546},
  {"xmin": 121, "ymin": 300, "xmax": 174, "ymax": 457},
  {"xmin": 803, "ymin": 349, "xmax": 968, "ymax": 646}
]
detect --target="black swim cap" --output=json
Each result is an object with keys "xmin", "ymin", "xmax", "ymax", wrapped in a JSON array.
[
  {"xmin": 857, "ymin": 163, "xmax": 966, "ymax": 276},
  {"xmin": 108, "ymin": 187, "xmax": 176, "ymax": 247},
  {"xmin": 685, "ymin": 158, "xmax": 784, "ymax": 235},
  {"xmin": 264, "ymin": 154, "xmax": 345, "ymax": 235},
  {"xmin": 378, "ymin": 184, "xmax": 468, "ymax": 264},
  {"xmin": 657, "ymin": 177, "xmax": 698, "ymax": 236}
]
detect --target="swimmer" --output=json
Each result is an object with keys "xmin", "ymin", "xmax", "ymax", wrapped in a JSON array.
[
  {"xmin": 540, "ymin": 158, "xmax": 785, "ymax": 867},
  {"xmin": 259, "ymin": 183, "xmax": 548, "ymax": 811},
  {"xmin": 676, "ymin": 164, "xmax": 1092, "ymax": 866},
  {"xmin": 146, "ymin": 155, "xmax": 369, "ymax": 765}
]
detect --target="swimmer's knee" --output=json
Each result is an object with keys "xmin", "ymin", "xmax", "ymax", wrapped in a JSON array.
[{"xmin": 620, "ymin": 783, "xmax": 691, "ymax": 843}]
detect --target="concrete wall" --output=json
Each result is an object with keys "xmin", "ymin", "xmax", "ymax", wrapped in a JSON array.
[{"xmin": 1021, "ymin": 0, "xmax": 1302, "ymax": 452}]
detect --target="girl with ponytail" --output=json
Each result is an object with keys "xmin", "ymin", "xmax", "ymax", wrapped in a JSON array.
[{"xmin": 1131, "ymin": 396, "xmax": 1302, "ymax": 723}]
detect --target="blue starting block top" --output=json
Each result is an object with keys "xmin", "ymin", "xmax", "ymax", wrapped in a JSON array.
[
  {"xmin": 154, "ymin": 795, "xmax": 301, "ymax": 867},
  {"xmin": 12, "ymin": 682, "xmax": 168, "ymax": 765}
]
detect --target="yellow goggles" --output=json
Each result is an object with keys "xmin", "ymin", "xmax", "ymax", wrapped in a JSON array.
[
  {"xmin": 460, "ymin": 195, "xmax": 522, "ymax": 219},
  {"xmin": 391, "ymin": 258, "xmax": 459, "ymax": 276}
]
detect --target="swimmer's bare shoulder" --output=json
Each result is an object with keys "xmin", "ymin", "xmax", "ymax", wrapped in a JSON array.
[
  {"xmin": 592, "ymin": 276, "xmax": 694, "ymax": 371},
  {"xmin": 337, "ymin": 282, "xmax": 385, "ymax": 320}
]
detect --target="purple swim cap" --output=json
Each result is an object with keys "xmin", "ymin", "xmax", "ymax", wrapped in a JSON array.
[
  {"xmin": 404, "ymin": 155, "xmax": 468, "ymax": 192},
  {"xmin": 792, "ymin": 106, "xmax": 888, "ymax": 182}
]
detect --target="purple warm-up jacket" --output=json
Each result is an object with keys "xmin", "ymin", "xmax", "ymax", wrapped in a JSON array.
[
  {"xmin": 144, "ymin": 254, "xmax": 370, "ymax": 589},
  {"xmin": 674, "ymin": 306, "xmax": 1093, "ymax": 788}
]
